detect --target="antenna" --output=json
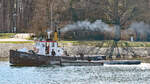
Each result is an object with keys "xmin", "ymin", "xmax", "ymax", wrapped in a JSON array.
[{"xmin": 50, "ymin": 0, "xmax": 55, "ymax": 32}]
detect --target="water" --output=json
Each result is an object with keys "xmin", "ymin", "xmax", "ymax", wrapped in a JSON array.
[{"xmin": 0, "ymin": 61, "xmax": 150, "ymax": 84}]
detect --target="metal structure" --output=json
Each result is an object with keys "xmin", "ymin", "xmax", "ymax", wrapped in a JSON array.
[
  {"xmin": 97, "ymin": 40, "xmax": 137, "ymax": 59},
  {"xmin": 98, "ymin": 0, "xmax": 137, "ymax": 59}
]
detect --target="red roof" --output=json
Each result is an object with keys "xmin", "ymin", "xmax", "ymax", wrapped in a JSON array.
[{"xmin": 39, "ymin": 41, "xmax": 56, "ymax": 43}]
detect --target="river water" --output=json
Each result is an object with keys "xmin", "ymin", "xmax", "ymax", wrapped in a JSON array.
[{"xmin": 0, "ymin": 61, "xmax": 150, "ymax": 84}]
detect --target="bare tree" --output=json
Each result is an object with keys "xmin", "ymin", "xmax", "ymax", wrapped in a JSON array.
[{"xmin": 100, "ymin": 0, "xmax": 138, "ymax": 28}]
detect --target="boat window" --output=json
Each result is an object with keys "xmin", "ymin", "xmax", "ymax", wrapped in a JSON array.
[
  {"xmin": 42, "ymin": 44, "xmax": 45, "ymax": 47},
  {"xmin": 52, "ymin": 43, "xmax": 55, "ymax": 47},
  {"xmin": 36, "ymin": 42, "xmax": 40, "ymax": 46}
]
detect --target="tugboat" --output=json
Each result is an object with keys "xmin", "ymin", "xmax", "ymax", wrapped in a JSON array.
[
  {"xmin": 9, "ymin": 30, "xmax": 141, "ymax": 66},
  {"xmin": 9, "ymin": 30, "xmax": 104, "ymax": 66}
]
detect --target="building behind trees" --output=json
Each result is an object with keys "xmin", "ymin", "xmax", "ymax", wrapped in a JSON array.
[{"xmin": 0, "ymin": 0, "xmax": 149, "ymax": 41}]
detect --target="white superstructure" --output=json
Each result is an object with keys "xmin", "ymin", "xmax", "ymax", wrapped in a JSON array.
[{"xmin": 34, "ymin": 41, "xmax": 64, "ymax": 56}]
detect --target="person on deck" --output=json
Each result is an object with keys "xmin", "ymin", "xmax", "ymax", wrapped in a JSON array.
[{"xmin": 51, "ymin": 49, "xmax": 56, "ymax": 56}]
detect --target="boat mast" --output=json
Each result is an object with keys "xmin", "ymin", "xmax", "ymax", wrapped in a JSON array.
[
  {"xmin": 47, "ymin": 0, "xmax": 54, "ymax": 40},
  {"xmin": 51, "ymin": 0, "xmax": 54, "ymax": 32}
]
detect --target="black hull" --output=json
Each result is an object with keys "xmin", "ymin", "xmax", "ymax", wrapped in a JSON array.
[
  {"xmin": 9, "ymin": 50, "xmax": 105, "ymax": 66},
  {"xmin": 105, "ymin": 60, "xmax": 141, "ymax": 65},
  {"xmin": 10, "ymin": 50, "xmax": 68, "ymax": 66},
  {"xmin": 10, "ymin": 50, "xmax": 140, "ymax": 66},
  {"xmin": 61, "ymin": 61, "xmax": 104, "ymax": 66}
]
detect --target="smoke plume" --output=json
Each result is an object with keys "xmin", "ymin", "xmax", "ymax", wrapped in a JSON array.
[
  {"xmin": 128, "ymin": 22, "xmax": 150, "ymax": 34},
  {"xmin": 61, "ymin": 20, "xmax": 113, "ymax": 32},
  {"xmin": 61, "ymin": 20, "xmax": 150, "ymax": 41}
]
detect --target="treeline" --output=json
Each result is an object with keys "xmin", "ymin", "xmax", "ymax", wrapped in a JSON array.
[{"xmin": 0, "ymin": 0, "xmax": 150, "ymax": 40}]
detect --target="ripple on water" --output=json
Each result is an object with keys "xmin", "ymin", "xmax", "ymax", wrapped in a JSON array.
[{"xmin": 0, "ymin": 62, "xmax": 150, "ymax": 84}]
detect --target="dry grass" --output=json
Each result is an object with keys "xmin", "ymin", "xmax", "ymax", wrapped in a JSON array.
[{"xmin": 0, "ymin": 33, "xmax": 16, "ymax": 39}]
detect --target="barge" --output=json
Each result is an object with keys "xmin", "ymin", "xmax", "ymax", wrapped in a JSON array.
[
  {"xmin": 104, "ymin": 60, "xmax": 141, "ymax": 65},
  {"xmin": 61, "ymin": 60, "xmax": 104, "ymax": 66}
]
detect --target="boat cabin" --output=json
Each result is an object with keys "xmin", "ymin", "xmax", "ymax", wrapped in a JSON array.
[{"xmin": 34, "ymin": 41, "xmax": 64, "ymax": 56}]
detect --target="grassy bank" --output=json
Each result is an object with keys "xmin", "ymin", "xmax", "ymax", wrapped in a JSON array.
[
  {"xmin": 0, "ymin": 33, "xmax": 16, "ymax": 39},
  {"xmin": 58, "ymin": 41, "xmax": 150, "ymax": 47},
  {"xmin": 0, "ymin": 40, "xmax": 150, "ymax": 47},
  {"xmin": 0, "ymin": 41, "xmax": 34, "ymax": 44}
]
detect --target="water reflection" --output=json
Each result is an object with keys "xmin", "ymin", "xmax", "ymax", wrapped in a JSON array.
[{"xmin": 0, "ymin": 61, "xmax": 150, "ymax": 84}]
